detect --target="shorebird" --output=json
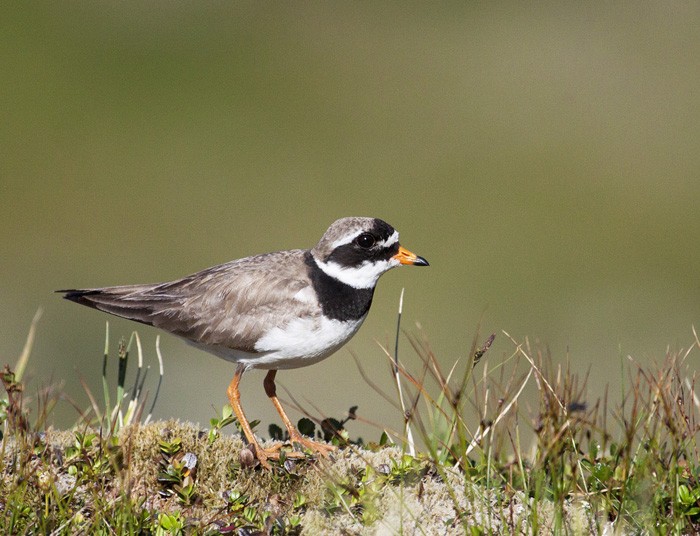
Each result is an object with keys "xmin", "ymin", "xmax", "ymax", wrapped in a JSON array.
[{"xmin": 59, "ymin": 217, "xmax": 428, "ymax": 467}]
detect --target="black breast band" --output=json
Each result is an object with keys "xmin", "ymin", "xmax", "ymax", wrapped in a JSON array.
[{"xmin": 304, "ymin": 252, "xmax": 374, "ymax": 322}]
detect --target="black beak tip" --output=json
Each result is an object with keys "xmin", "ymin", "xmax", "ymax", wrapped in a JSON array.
[{"xmin": 414, "ymin": 256, "xmax": 429, "ymax": 267}]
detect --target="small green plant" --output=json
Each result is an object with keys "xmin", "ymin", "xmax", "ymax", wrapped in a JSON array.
[
  {"xmin": 156, "ymin": 511, "xmax": 184, "ymax": 535},
  {"xmin": 288, "ymin": 491, "xmax": 307, "ymax": 529},
  {"xmin": 158, "ymin": 436, "xmax": 183, "ymax": 456},
  {"xmin": 677, "ymin": 483, "xmax": 700, "ymax": 525},
  {"xmin": 65, "ymin": 430, "xmax": 115, "ymax": 482},
  {"xmin": 220, "ymin": 488, "xmax": 300, "ymax": 534},
  {"xmin": 208, "ymin": 404, "xmax": 236, "ymax": 444},
  {"xmin": 386, "ymin": 453, "xmax": 427, "ymax": 485},
  {"xmin": 224, "ymin": 488, "xmax": 249, "ymax": 514},
  {"xmin": 322, "ymin": 453, "xmax": 430, "ymax": 527},
  {"xmin": 157, "ymin": 437, "xmax": 198, "ymax": 506}
]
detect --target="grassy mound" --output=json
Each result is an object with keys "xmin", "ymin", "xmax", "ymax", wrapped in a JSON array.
[
  {"xmin": 1, "ymin": 315, "xmax": 699, "ymax": 534},
  {"xmin": 2, "ymin": 420, "xmax": 603, "ymax": 534}
]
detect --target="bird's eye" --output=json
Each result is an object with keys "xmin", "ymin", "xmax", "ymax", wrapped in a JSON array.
[{"xmin": 355, "ymin": 233, "xmax": 376, "ymax": 249}]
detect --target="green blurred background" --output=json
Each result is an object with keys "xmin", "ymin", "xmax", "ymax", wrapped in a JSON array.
[{"xmin": 2, "ymin": 3, "xmax": 698, "ymax": 437}]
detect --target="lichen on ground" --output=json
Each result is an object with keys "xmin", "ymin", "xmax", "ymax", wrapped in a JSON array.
[{"xmin": 1, "ymin": 419, "xmax": 616, "ymax": 534}]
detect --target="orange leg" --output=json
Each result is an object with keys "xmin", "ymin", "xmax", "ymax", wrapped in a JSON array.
[
  {"xmin": 227, "ymin": 364, "xmax": 276, "ymax": 469},
  {"xmin": 263, "ymin": 370, "xmax": 335, "ymax": 457}
]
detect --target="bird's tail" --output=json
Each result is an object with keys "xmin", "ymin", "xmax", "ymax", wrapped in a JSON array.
[{"xmin": 57, "ymin": 285, "xmax": 166, "ymax": 327}]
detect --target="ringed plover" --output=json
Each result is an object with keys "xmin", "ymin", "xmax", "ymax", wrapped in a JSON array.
[{"xmin": 59, "ymin": 217, "xmax": 428, "ymax": 467}]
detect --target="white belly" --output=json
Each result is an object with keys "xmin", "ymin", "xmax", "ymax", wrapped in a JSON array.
[
  {"xmin": 249, "ymin": 315, "xmax": 366, "ymax": 370},
  {"xmin": 185, "ymin": 314, "xmax": 367, "ymax": 371}
]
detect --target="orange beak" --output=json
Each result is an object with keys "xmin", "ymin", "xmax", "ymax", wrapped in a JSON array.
[{"xmin": 393, "ymin": 246, "xmax": 429, "ymax": 266}]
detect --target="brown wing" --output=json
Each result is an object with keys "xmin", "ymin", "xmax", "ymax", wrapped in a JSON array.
[{"xmin": 59, "ymin": 249, "xmax": 319, "ymax": 353}]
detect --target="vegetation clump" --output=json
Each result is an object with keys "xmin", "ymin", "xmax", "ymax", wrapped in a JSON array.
[{"xmin": 1, "ymin": 313, "xmax": 699, "ymax": 534}]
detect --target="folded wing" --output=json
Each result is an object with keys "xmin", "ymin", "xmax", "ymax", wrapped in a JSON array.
[{"xmin": 58, "ymin": 250, "xmax": 318, "ymax": 353}]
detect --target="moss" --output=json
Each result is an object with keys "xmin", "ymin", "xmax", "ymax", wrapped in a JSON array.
[{"xmin": 2, "ymin": 420, "xmax": 624, "ymax": 534}]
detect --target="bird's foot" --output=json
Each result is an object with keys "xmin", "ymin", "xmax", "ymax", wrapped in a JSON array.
[
  {"xmin": 287, "ymin": 432, "xmax": 336, "ymax": 457},
  {"xmin": 247, "ymin": 436, "xmax": 336, "ymax": 468}
]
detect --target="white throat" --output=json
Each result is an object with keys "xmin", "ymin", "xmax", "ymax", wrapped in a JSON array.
[{"xmin": 314, "ymin": 256, "xmax": 399, "ymax": 289}]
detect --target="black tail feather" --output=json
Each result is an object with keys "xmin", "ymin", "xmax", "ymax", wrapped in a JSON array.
[
  {"xmin": 57, "ymin": 288, "xmax": 107, "ymax": 309},
  {"xmin": 56, "ymin": 287, "xmax": 159, "ymax": 327}
]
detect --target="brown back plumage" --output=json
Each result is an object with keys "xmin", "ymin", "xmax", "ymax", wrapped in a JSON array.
[{"xmin": 59, "ymin": 249, "xmax": 319, "ymax": 353}]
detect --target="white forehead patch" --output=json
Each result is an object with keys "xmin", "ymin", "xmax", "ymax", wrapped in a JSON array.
[{"xmin": 384, "ymin": 230, "xmax": 399, "ymax": 248}]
